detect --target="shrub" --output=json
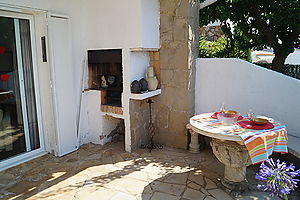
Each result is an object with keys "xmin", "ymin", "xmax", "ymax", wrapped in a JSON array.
[{"xmin": 199, "ymin": 36, "xmax": 251, "ymax": 61}]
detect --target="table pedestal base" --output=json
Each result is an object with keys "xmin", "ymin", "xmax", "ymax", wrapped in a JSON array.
[{"xmin": 210, "ymin": 138, "xmax": 251, "ymax": 191}]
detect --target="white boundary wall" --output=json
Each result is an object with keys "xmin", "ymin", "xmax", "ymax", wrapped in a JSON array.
[{"xmin": 195, "ymin": 58, "xmax": 300, "ymax": 138}]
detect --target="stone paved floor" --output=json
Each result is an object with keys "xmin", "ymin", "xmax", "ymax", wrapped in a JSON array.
[{"xmin": 0, "ymin": 141, "xmax": 299, "ymax": 200}]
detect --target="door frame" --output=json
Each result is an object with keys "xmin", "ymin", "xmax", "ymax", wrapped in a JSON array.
[{"xmin": 0, "ymin": 9, "xmax": 46, "ymax": 171}]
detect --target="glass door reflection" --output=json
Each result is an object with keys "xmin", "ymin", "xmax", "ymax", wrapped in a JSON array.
[{"xmin": 0, "ymin": 16, "xmax": 40, "ymax": 161}]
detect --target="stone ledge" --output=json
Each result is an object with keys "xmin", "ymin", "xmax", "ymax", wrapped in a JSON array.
[{"xmin": 129, "ymin": 89, "xmax": 161, "ymax": 100}]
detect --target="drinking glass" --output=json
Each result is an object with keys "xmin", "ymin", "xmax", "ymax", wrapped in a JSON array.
[
  {"xmin": 220, "ymin": 103, "xmax": 226, "ymax": 112},
  {"xmin": 247, "ymin": 109, "xmax": 254, "ymax": 120}
]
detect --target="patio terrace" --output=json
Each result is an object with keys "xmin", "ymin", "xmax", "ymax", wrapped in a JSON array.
[{"xmin": 1, "ymin": 140, "xmax": 299, "ymax": 200}]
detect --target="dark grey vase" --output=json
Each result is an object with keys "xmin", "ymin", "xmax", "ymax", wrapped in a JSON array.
[
  {"xmin": 139, "ymin": 78, "xmax": 148, "ymax": 91},
  {"xmin": 131, "ymin": 80, "xmax": 141, "ymax": 93}
]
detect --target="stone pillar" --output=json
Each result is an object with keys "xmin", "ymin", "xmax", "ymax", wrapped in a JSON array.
[
  {"xmin": 189, "ymin": 129, "xmax": 200, "ymax": 153},
  {"xmin": 154, "ymin": 0, "xmax": 200, "ymax": 149}
]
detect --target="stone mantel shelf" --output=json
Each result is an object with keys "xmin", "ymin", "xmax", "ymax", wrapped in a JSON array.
[
  {"xmin": 129, "ymin": 89, "xmax": 161, "ymax": 100},
  {"xmin": 129, "ymin": 48, "xmax": 159, "ymax": 52}
]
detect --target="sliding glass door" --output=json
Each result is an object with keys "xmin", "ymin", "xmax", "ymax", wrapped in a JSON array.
[{"xmin": 0, "ymin": 14, "xmax": 41, "ymax": 161}]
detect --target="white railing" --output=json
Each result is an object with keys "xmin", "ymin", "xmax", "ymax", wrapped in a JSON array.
[{"xmin": 195, "ymin": 58, "xmax": 300, "ymax": 139}]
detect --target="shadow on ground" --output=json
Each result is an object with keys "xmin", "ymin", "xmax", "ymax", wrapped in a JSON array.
[{"xmin": 0, "ymin": 140, "xmax": 299, "ymax": 200}]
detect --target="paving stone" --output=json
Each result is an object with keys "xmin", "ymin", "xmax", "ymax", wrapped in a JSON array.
[
  {"xmin": 204, "ymin": 196, "xmax": 216, "ymax": 200},
  {"xmin": 138, "ymin": 194, "xmax": 152, "ymax": 200},
  {"xmin": 205, "ymin": 178, "xmax": 217, "ymax": 190},
  {"xmin": 2, "ymin": 142, "xmax": 297, "ymax": 200},
  {"xmin": 142, "ymin": 184, "xmax": 153, "ymax": 194},
  {"xmin": 188, "ymin": 171, "xmax": 205, "ymax": 186},
  {"xmin": 150, "ymin": 181, "xmax": 185, "ymax": 196},
  {"xmin": 151, "ymin": 192, "xmax": 180, "ymax": 200},
  {"xmin": 208, "ymin": 189, "xmax": 233, "ymax": 200},
  {"xmin": 187, "ymin": 182, "xmax": 201, "ymax": 190},
  {"xmin": 110, "ymin": 192, "xmax": 137, "ymax": 200},
  {"xmin": 85, "ymin": 153, "xmax": 102, "ymax": 160},
  {"xmin": 0, "ymin": 173, "xmax": 14, "ymax": 185},
  {"xmin": 75, "ymin": 186, "xmax": 115, "ymax": 200},
  {"xmin": 182, "ymin": 188, "xmax": 206, "ymax": 200},
  {"xmin": 105, "ymin": 177, "xmax": 149, "ymax": 195},
  {"xmin": 164, "ymin": 173, "xmax": 188, "ymax": 185},
  {"xmin": 201, "ymin": 188, "xmax": 210, "ymax": 196},
  {"xmin": 32, "ymin": 189, "xmax": 78, "ymax": 200},
  {"xmin": 125, "ymin": 171, "xmax": 149, "ymax": 182}
]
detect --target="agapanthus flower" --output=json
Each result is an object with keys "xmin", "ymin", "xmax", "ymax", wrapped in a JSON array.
[{"xmin": 256, "ymin": 158, "xmax": 300, "ymax": 199}]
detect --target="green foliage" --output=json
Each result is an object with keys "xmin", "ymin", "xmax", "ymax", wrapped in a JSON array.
[
  {"xmin": 199, "ymin": 36, "xmax": 250, "ymax": 61},
  {"xmin": 199, "ymin": 0, "xmax": 300, "ymax": 70}
]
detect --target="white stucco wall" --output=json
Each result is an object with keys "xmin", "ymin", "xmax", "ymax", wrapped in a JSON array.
[
  {"xmin": 129, "ymin": 52, "xmax": 149, "ymax": 82},
  {"xmin": 140, "ymin": 0, "xmax": 160, "ymax": 48},
  {"xmin": 195, "ymin": 58, "xmax": 300, "ymax": 138},
  {"xmin": 0, "ymin": 0, "xmax": 160, "ymax": 152}
]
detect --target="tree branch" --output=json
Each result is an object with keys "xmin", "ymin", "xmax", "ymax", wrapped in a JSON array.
[{"xmin": 248, "ymin": 6, "xmax": 279, "ymax": 49}]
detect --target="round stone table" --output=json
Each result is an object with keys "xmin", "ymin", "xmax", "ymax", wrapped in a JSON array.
[{"xmin": 187, "ymin": 113, "xmax": 251, "ymax": 190}]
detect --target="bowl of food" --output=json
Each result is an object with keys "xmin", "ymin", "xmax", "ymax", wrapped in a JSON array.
[
  {"xmin": 252, "ymin": 117, "xmax": 268, "ymax": 125},
  {"xmin": 217, "ymin": 111, "xmax": 239, "ymax": 125},
  {"xmin": 222, "ymin": 110, "xmax": 238, "ymax": 117}
]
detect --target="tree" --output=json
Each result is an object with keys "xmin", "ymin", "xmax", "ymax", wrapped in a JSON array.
[
  {"xmin": 199, "ymin": 36, "xmax": 251, "ymax": 60},
  {"xmin": 199, "ymin": 0, "xmax": 300, "ymax": 71}
]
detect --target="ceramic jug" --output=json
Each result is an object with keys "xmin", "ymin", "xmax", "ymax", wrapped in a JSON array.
[{"xmin": 146, "ymin": 67, "xmax": 158, "ymax": 91}]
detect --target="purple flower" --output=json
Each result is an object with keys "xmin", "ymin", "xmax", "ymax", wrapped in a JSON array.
[{"xmin": 256, "ymin": 158, "xmax": 300, "ymax": 199}]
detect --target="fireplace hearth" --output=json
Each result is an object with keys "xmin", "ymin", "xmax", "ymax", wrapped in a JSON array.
[{"xmin": 88, "ymin": 49, "xmax": 122, "ymax": 107}]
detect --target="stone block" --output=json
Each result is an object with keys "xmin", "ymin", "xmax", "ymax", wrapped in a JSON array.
[
  {"xmin": 161, "ymin": 30, "xmax": 173, "ymax": 43},
  {"xmin": 156, "ymin": 86, "xmax": 175, "ymax": 106},
  {"xmin": 159, "ymin": 48, "xmax": 169, "ymax": 69},
  {"xmin": 156, "ymin": 128, "xmax": 188, "ymax": 149},
  {"xmin": 161, "ymin": 15, "xmax": 174, "ymax": 32},
  {"xmin": 176, "ymin": 0, "xmax": 190, "ymax": 17},
  {"xmin": 174, "ymin": 18, "xmax": 188, "ymax": 41},
  {"xmin": 174, "ymin": 43, "xmax": 189, "ymax": 69},
  {"xmin": 160, "ymin": 69, "xmax": 175, "ymax": 85},
  {"xmin": 173, "ymin": 70, "xmax": 188, "ymax": 83},
  {"xmin": 160, "ymin": 0, "xmax": 180, "ymax": 16},
  {"xmin": 169, "ymin": 110, "xmax": 188, "ymax": 128},
  {"xmin": 170, "ymin": 89, "xmax": 189, "ymax": 111},
  {"xmin": 154, "ymin": 104, "xmax": 170, "ymax": 129}
]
